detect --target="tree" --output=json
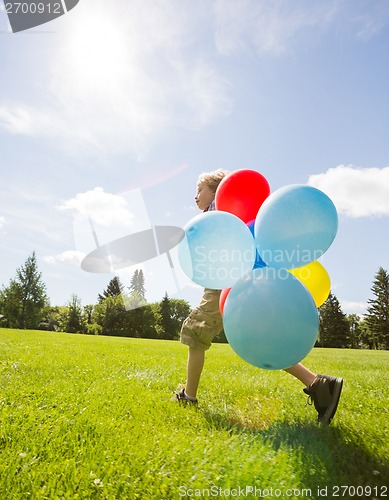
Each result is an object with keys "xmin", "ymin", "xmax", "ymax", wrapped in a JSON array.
[
  {"xmin": 16, "ymin": 252, "xmax": 48, "ymax": 329},
  {"xmin": 52, "ymin": 306, "xmax": 70, "ymax": 332},
  {"xmin": 358, "ymin": 318, "xmax": 375, "ymax": 349},
  {"xmin": 157, "ymin": 295, "xmax": 191, "ymax": 340},
  {"xmin": 0, "ymin": 279, "xmax": 20, "ymax": 328},
  {"xmin": 168, "ymin": 298, "xmax": 191, "ymax": 340},
  {"xmin": 38, "ymin": 305, "xmax": 62, "ymax": 331},
  {"xmin": 0, "ymin": 252, "xmax": 48, "ymax": 329},
  {"xmin": 59, "ymin": 294, "xmax": 85, "ymax": 333},
  {"xmin": 214, "ymin": 329, "xmax": 228, "ymax": 344},
  {"xmin": 347, "ymin": 313, "xmax": 362, "ymax": 349},
  {"xmin": 93, "ymin": 295, "xmax": 158, "ymax": 338},
  {"xmin": 318, "ymin": 292, "xmax": 349, "ymax": 348},
  {"xmin": 126, "ymin": 305, "xmax": 158, "ymax": 338},
  {"xmin": 123, "ymin": 291, "xmax": 147, "ymax": 311},
  {"xmin": 365, "ymin": 267, "xmax": 389, "ymax": 349},
  {"xmin": 159, "ymin": 293, "xmax": 175, "ymax": 339},
  {"xmin": 98, "ymin": 276, "xmax": 124, "ymax": 303},
  {"xmin": 83, "ymin": 304, "xmax": 94, "ymax": 325},
  {"xmin": 169, "ymin": 299, "xmax": 191, "ymax": 326},
  {"xmin": 93, "ymin": 295, "xmax": 128, "ymax": 336},
  {"xmin": 129, "ymin": 270, "xmax": 146, "ymax": 301}
]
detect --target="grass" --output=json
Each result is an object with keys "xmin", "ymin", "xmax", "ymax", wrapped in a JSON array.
[{"xmin": 0, "ymin": 328, "xmax": 388, "ymax": 499}]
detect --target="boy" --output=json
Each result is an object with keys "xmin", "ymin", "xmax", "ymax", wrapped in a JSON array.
[{"xmin": 175, "ymin": 169, "xmax": 343, "ymax": 425}]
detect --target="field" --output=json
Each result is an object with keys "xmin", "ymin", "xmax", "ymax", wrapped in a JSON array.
[{"xmin": 0, "ymin": 328, "xmax": 388, "ymax": 499}]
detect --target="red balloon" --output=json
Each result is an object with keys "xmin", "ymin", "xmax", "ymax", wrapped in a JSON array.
[
  {"xmin": 219, "ymin": 287, "xmax": 231, "ymax": 315},
  {"xmin": 215, "ymin": 169, "xmax": 270, "ymax": 223}
]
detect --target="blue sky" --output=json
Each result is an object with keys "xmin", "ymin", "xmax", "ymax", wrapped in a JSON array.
[{"xmin": 1, "ymin": 0, "xmax": 388, "ymax": 314}]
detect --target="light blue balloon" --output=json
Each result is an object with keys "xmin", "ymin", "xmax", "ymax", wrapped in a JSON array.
[
  {"xmin": 255, "ymin": 185, "xmax": 338, "ymax": 269},
  {"xmin": 178, "ymin": 211, "xmax": 256, "ymax": 289},
  {"xmin": 223, "ymin": 268, "xmax": 319, "ymax": 370}
]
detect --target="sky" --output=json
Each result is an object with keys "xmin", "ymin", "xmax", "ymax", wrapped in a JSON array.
[{"xmin": 0, "ymin": 0, "xmax": 388, "ymax": 315}]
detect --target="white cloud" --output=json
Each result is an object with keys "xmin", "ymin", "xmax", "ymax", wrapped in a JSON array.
[
  {"xmin": 340, "ymin": 300, "xmax": 367, "ymax": 315},
  {"xmin": 0, "ymin": 216, "xmax": 6, "ymax": 229},
  {"xmin": 307, "ymin": 165, "xmax": 389, "ymax": 218},
  {"xmin": 352, "ymin": 1, "xmax": 389, "ymax": 40},
  {"xmin": 60, "ymin": 187, "xmax": 152, "ymax": 256},
  {"xmin": 213, "ymin": 0, "xmax": 389, "ymax": 56},
  {"xmin": 213, "ymin": 0, "xmax": 337, "ymax": 56},
  {"xmin": 0, "ymin": 105, "xmax": 34, "ymax": 134},
  {"xmin": 57, "ymin": 187, "xmax": 135, "ymax": 228},
  {"xmin": 43, "ymin": 250, "xmax": 85, "ymax": 266}
]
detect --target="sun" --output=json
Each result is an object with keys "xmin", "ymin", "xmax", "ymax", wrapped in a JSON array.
[{"xmin": 64, "ymin": 6, "xmax": 130, "ymax": 93}]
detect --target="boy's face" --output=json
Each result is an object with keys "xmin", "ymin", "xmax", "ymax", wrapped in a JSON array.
[{"xmin": 195, "ymin": 182, "xmax": 215, "ymax": 211}]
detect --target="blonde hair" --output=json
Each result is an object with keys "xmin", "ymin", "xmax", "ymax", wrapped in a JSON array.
[{"xmin": 197, "ymin": 169, "xmax": 229, "ymax": 193}]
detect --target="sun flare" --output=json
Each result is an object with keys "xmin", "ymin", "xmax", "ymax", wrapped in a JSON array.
[{"xmin": 65, "ymin": 8, "xmax": 130, "ymax": 92}]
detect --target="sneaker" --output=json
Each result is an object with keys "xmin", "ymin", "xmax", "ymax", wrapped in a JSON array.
[
  {"xmin": 174, "ymin": 388, "xmax": 198, "ymax": 404},
  {"xmin": 303, "ymin": 375, "xmax": 343, "ymax": 425}
]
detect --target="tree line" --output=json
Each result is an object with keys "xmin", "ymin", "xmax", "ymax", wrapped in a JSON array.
[{"xmin": 0, "ymin": 252, "xmax": 388, "ymax": 349}]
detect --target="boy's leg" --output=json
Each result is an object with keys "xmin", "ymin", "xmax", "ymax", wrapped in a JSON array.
[
  {"xmin": 177, "ymin": 288, "xmax": 222, "ymax": 402},
  {"xmin": 284, "ymin": 363, "xmax": 316, "ymax": 387},
  {"xmin": 185, "ymin": 347, "xmax": 205, "ymax": 399}
]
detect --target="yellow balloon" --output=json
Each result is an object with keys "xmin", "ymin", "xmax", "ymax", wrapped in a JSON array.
[{"xmin": 289, "ymin": 261, "xmax": 330, "ymax": 308}]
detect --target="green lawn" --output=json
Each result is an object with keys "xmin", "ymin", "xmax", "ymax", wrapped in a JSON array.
[{"xmin": 0, "ymin": 328, "xmax": 388, "ymax": 499}]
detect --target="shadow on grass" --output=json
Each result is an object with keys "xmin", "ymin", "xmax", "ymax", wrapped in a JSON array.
[
  {"xmin": 202, "ymin": 408, "xmax": 389, "ymax": 493},
  {"xmin": 262, "ymin": 422, "xmax": 388, "ymax": 492}
]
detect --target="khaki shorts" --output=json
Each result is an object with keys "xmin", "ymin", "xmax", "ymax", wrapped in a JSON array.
[{"xmin": 180, "ymin": 288, "xmax": 223, "ymax": 351}]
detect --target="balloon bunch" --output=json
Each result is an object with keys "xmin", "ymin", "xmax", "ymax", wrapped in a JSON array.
[{"xmin": 178, "ymin": 169, "xmax": 338, "ymax": 370}]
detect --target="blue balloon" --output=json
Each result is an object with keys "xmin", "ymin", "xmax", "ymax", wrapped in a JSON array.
[
  {"xmin": 254, "ymin": 185, "xmax": 338, "ymax": 269},
  {"xmin": 178, "ymin": 211, "xmax": 256, "ymax": 289},
  {"xmin": 223, "ymin": 268, "xmax": 319, "ymax": 370}
]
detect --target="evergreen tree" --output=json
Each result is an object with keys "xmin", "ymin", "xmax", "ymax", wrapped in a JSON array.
[
  {"xmin": 318, "ymin": 292, "xmax": 349, "ymax": 348},
  {"xmin": 365, "ymin": 267, "xmax": 389, "ymax": 349},
  {"xmin": 0, "ymin": 252, "xmax": 48, "ymax": 329},
  {"xmin": 159, "ymin": 293, "xmax": 175, "ymax": 340},
  {"xmin": 157, "ymin": 295, "xmax": 191, "ymax": 340},
  {"xmin": 129, "ymin": 270, "xmax": 146, "ymax": 300},
  {"xmin": 98, "ymin": 276, "xmax": 124, "ymax": 303}
]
